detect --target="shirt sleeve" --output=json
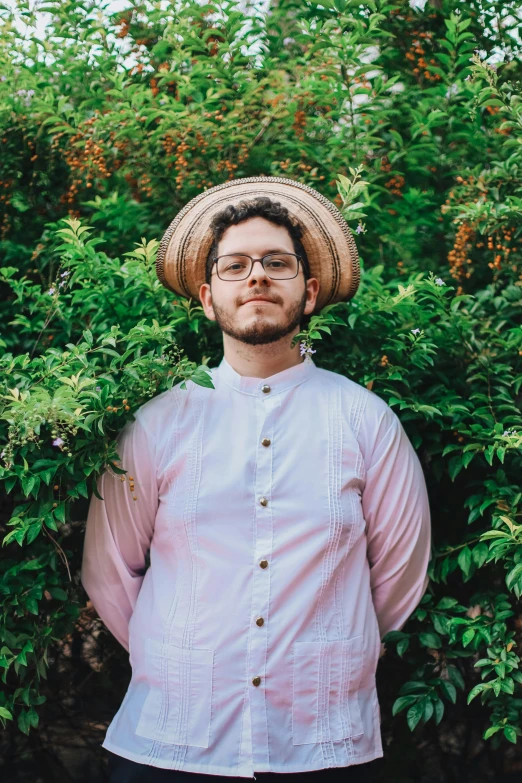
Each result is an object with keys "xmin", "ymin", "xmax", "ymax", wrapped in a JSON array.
[
  {"xmin": 80, "ymin": 412, "xmax": 158, "ymax": 652},
  {"xmin": 360, "ymin": 398, "xmax": 432, "ymax": 657}
]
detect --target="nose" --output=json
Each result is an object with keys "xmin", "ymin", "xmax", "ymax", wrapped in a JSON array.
[{"xmin": 247, "ymin": 258, "xmax": 271, "ymax": 284}]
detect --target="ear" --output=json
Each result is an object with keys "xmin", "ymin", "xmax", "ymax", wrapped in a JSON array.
[
  {"xmin": 199, "ymin": 283, "xmax": 216, "ymax": 321},
  {"xmin": 304, "ymin": 277, "xmax": 320, "ymax": 315}
]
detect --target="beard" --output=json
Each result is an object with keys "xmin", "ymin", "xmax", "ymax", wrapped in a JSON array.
[{"xmin": 211, "ymin": 286, "xmax": 308, "ymax": 346}]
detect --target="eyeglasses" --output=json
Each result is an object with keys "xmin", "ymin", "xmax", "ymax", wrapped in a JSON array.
[{"xmin": 212, "ymin": 253, "xmax": 302, "ymax": 281}]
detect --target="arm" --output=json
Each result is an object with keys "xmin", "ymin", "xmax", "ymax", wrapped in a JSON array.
[
  {"xmin": 80, "ymin": 412, "xmax": 158, "ymax": 652},
  {"xmin": 360, "ymin": 401, "xmax": 432, "ymax": 659}
]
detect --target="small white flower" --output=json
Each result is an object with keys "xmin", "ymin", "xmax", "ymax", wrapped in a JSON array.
[
  {"xmin": 356, "ymin": 225, "xmax": 363, "ymax": 234},
  {"xmin": 411, "ymin": 328, "xmax": 421, "ymax": 335},
  {"xmin": 48, "ymin": 287, "xmax": 56, "ymax": 295},
  {"xmin": 300, "ymin": 341, "xmax": 316, "ymax": 356},
  {"xmin": 52, "ymin": 437, "xmax": 64, "ymax": 447},
  {"xmin": 435, "ymin": 277, "xmax": 444, "ymax": 286},
  {"xmin": 444, "ymin": 83, "xmax": 459, "ymax": 99}
]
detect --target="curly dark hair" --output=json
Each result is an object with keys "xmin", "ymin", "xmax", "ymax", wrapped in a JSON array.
[{"xmin": 205, "ymin": 196, "xmax": 311, "ymax": 285}]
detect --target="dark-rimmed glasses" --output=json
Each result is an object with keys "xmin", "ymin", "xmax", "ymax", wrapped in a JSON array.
[{"xmin": 212, "ymin": 253, "xmax": 301, "ymax": 281}]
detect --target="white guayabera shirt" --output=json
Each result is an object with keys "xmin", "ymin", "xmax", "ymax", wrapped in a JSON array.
[{"xmin": 81, "ymin": 355, "xmax": 432, "ymax": 777}]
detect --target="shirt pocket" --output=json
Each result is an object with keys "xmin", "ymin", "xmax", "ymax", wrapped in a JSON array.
[
  {"xmin": 135, "ymin": 638, "xmax": 214, "ymax": 748},
  {"xmin": 292, "ymin": 635, "xmax": 364, "ymax": 745}
]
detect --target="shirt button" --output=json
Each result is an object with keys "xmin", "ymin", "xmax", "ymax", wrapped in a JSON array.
[
  {"xmin": 259, "ymin": 497, "xmax": 268, "ymax": 506},
  {"xmin": 259, "ymin": 560, "xmax": 268, "ymax": 569},
  {"xmin": 255, "ymin": 617, "xmax": 264, "ymax": 627},
  {"xmin": 261, "ymin": 385, "xmax": 271, "ymax": 394},
  {"xmin": 261, "ymin": 438, "xmax": 271, "ymax": 447},
  {"xmin": 252, "ymin": 676, "xmax": 261, "ymax": 686}
]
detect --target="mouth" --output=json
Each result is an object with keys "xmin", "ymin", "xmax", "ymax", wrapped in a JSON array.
[{"xmin": 242, "ymin": 298, "xmax": 276, "ymax": 305}]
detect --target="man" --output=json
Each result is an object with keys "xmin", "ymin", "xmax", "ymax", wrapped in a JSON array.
[{"xmin": 81, "ymin": 177, "xmax": 432, "ymax": 782}]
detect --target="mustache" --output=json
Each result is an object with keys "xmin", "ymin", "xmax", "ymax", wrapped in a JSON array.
[{"xmin": 240, "ymin": 293, "xmax": 280, "ymax": 304}]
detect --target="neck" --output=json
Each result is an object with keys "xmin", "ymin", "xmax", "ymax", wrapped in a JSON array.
[{"xmin": 222, "ymin": 330, "xmax": 305, "ymax": 378}]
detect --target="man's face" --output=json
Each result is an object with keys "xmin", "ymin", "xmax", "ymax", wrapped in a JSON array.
[{"xmin": 199, "ymin": 217, "xmax": 319, "ymax": 346}]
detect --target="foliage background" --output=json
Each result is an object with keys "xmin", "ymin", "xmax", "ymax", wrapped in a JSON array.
[{"xmin": 1, "ymin": 0, "xmax": 522, "ymax": 780}]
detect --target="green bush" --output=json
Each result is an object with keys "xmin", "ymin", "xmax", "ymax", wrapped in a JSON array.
[{"xmin": 0, "ymin": 0, "xmax": 521, "ymax": 778}]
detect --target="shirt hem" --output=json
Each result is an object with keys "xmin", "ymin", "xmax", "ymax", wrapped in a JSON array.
[{"xmin": 102, "ymin": 737, "xmax": 383, "ymax": 777}]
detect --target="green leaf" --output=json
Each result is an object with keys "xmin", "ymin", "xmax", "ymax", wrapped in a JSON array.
[
  {"xmin": 76, "ymin": 480, "xmax": 89, "ymax": 499},
  {"xmin": 484, "ymin": 445, "xmax": 495, "ymax": 466},
  {"xmin": 27, "ymin": 708, "xmax": 39, "ymax": 729},
  {"xmin": 53, "ymin": 503, "xmax": 66, "ymax": 524},
  {"xmin": 433, "ymin": 698, "xmax": 444, "ymax": 725},
  {"xmin": 406, "ymin": 701, "xmax": 425, "ymax": 731},
  {"xmin": 423, "ymin": 700, "xmax": 434, "ymax": 723},
  {"xmin": 457, "ymin": 546, "xmax": 472, "ymax": 576},
  {"xmin": 448, "ymin": 455, "xmax": 464, "ymax": 481},
  {"xmin": 483, "ymin": 725, "xmax": 502, "ymax": 740},
  {"xmin": 45, "ymin": 515, "xmax": 58, "ymax": 532},
  {"xmin": 49, "ymin": 588, "xmax": 68, "ymax": 601},
  {"xmin": 419, "ymin": 632, "xmax": 442, "ymax": 649},
  {"xmin": 432, "ymin": 613, "xmax": 450, "ymax": 635},
  {"xmin": 397, "ymin": 637, "xmax": 409, "ymax": 657},
  {"xmin": 447, "ymin": 665, "xmax": 465, "ymax": 690},
  {"xmin": 504, "ymin": 726, "xmax": 518, "ymax": 744},
  {"xmin": 21, "ymin": 475, "xmax": 36, "ymax": 498},
  {"xmin": 462, "ymin": 628, "xmax": 475, "ymax": 647},
  {"xmin": 17, "ymin": 709, "xmax": 31, "ymax": 735},
  {"xmin": 472, "ymin": 542, "xmax": 488, "ymax": 568},
  {"xmin": 189, "ymin": 367, "xmax": 215, "ymax": 389},
  {"xmin": 435, "ymin": 597, "xmax": 459, "ymax": 610},
  {"xmin": 389, "ymin": 130, "xmax": 403, "ymax": 147},
  {"xmin": 506, "ymin": 563, "xmax": 522, "ymax": 591},
  {"xmin": 26, "ymin": 598, "xmax": 39, "ymax": 616},
  {"xmin": 439, "ymin": 680, "xmax": 457, "ymax": 704},
  {"xmin": 392, "ymin": 695, "xmax": 417, "ymax": 715},
  {"xmin": 4, "ymin": 476, "xmax": 17, "ymax": 494},
  {"xmin": 467, "ymin": 682, "xmax": 488, "ymax": 704}
]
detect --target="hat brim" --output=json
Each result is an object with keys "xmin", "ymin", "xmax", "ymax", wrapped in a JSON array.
[{"xmin": 156, "ymin": 176, "xmax": 360, "ymax": 313}]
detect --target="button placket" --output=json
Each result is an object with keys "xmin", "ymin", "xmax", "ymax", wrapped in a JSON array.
[{"xmin": 249, "ymin": 393, "xmax": 276, "ymax": 766}]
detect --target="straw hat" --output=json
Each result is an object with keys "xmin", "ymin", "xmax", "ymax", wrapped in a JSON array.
[{"xmin": 156, "ymin": 176, "xmax": 360, "ymax": 313}]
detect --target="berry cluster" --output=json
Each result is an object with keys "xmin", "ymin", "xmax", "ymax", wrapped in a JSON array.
[
  {"xmin": 59, "ymin": 114, "xmax": 112, "ymax": 205},
  {"xmin": 385, "ymin": 173, "xmax": 405, "ymax": 197},
  {"xmin": 484, "ymin": 228, "xmax": 516, "ymax": 272},
  {"xmin": 447, "ymin": 221, "xmax": 476, "ymax": 282},
  {"xmin": 292, "ymin": 110, "xmax": 307, "ymax": 140}
]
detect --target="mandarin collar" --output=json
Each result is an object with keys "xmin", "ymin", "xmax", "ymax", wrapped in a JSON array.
[{"xmin": 216, "ymin": 354, "xmax": 317, "ymax": 397}]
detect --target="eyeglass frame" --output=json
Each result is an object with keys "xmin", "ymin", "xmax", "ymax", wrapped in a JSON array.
[{"xmin": 211, "ymin": 253, "xmax": 303, "ymax": 281}]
